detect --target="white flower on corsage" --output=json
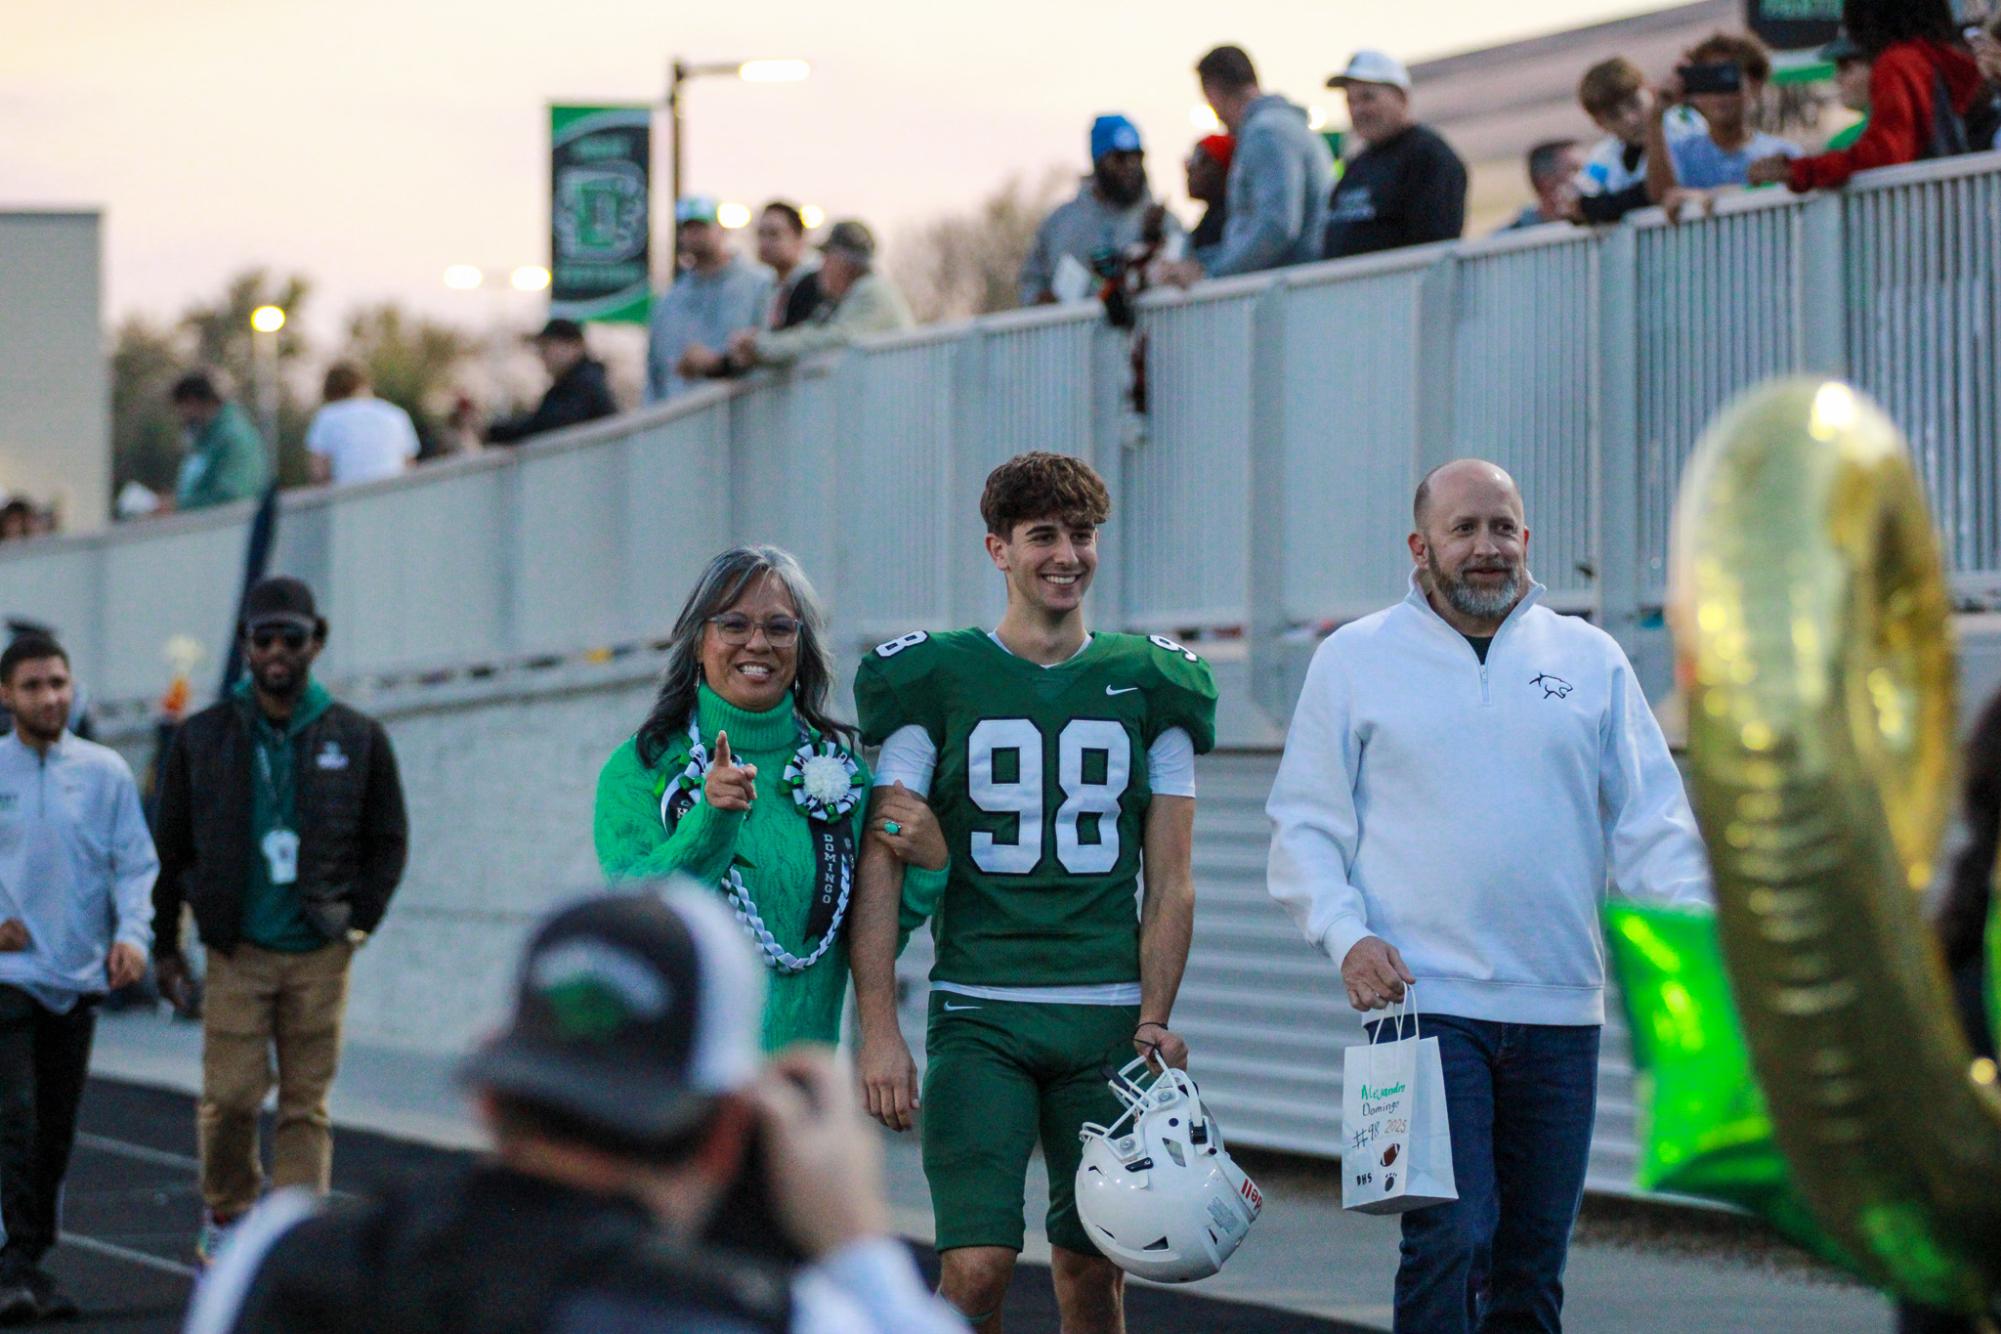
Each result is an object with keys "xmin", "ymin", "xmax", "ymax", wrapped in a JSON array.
[{"xmin": 785, "ymin": 738, "xmax": 862, "ymax": 821}]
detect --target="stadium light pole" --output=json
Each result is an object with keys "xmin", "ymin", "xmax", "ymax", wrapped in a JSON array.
[
  {"xmin": 248, "ymin": 304, "xmax": 285, "ymax": 460},
  {"xmin": 667, "ymin": 57, "xmax": 810, "ymax": 272}
]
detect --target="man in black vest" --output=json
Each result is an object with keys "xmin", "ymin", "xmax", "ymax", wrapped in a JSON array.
[
  {"xmin": 182, "ymin": 890, "xmax": 968, "ymax": 1334},
  {"xmin": 152, "ymin": 575, "xmax": 409, "ymax": 1265}
]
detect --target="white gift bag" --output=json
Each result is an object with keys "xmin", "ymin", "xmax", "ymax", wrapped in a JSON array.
[{"xmin": 1341, "ymin": 987, "xmax": 1458, "ymax": 1215}]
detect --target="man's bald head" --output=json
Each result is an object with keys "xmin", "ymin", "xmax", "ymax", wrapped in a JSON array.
[{"xmin": 1413, "ymin": 460, "xmax": 1524, "ymax": 534}]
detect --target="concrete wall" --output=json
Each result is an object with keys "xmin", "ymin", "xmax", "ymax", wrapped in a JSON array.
[{"xmin": 0, "ymin": 211, "xmax": 108, "ymax": 533}]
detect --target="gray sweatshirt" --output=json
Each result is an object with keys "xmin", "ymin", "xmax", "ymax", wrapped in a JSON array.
[
  {"xmin": 0, "ymin": 732, "xmax": 157, "ymax": 1012},
  {"xmin": 1018, "ymin": 181, "xmax": 1185, "ymax": 305},
  {"xmin": 645, "ymin": 255, "xmax": 774, "ymax": 403},
  {"xmin": 1198, "ymin": 93, "xmax": 1335, "ymax": 277}
]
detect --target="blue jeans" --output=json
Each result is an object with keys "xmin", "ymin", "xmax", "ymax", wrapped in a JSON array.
[{"xmin": 1370, "ymin": 1014, "xmax": 1601, "ymax": 1334}]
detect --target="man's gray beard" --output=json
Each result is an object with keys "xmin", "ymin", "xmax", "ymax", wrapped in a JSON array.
[{"xmin": 1431, "ymin": 557, "xmax": 1523, "ymax": 621}]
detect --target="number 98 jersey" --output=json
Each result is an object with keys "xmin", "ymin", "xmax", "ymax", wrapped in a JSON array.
[{"xmin": 855, "ymin": 629, "xmax": 1217, "ymax": 988}]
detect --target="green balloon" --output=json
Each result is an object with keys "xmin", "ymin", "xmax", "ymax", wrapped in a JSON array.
[{"xmin": 1603, "ymin": 902, "xmax": 1858, "ymax": 1270}]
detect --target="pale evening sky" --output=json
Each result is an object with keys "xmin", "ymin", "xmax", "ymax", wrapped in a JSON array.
[{"xmin": 4, "ymin": 0, "xmax": 1679, "ymax": 331}]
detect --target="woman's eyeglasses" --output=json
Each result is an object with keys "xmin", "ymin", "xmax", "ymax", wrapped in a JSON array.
[
  {"xmin": 250, "ymin": 627, "xmax": 311, "ymax": 651},
  {"xmin": 707, "ymin": 614, "xmax": 802, "ymax": 648}
]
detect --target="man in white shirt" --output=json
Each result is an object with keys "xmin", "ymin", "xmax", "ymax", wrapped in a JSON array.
[
  {"xmin": 0, "ymin": 634, "xmax": 156, "ymax": 1323},
  {"xmin": 1265, "ymin": 460, "xmax": 1709, "ymax": 1333},
  {"xmin": 305, "ymin": 363, "xmax": 420, "ymax": 486}
]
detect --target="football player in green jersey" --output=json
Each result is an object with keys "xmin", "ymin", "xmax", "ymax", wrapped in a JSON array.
[{"xmin": 847, "ymin": 452, "xmax": 1218, "ymax": 1332}]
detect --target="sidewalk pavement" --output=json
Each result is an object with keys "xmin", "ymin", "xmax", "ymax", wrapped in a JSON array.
[{"xmin": 89, "ymin": 1009, "xmax": 1893, "ymax": 1333}]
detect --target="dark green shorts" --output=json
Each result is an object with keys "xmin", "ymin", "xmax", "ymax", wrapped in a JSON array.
[{"xmin": 921, "ymin": 992, "xmax": 1138, "ymax": 1254}]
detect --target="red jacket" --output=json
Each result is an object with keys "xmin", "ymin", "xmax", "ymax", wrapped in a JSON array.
[{"xmin": 1788, "ymin": 40, "xmax": 1986, "ymax": 191}]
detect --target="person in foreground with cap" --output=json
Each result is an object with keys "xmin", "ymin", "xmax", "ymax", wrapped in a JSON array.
[
  {"xmin": 1323, "ymin": 50, "xmax": 1468, "ymax": 260},
  {"xmin": 183, "ymin": 889, "xmax": 968, "ymax": 1334},
  {"xmin": 153, "ymin": 575, "xmax": 409, "ymax": 1267},
  {"xmin": 647, "ymin": 195, "xmax": 774, "ymax": 401},
  {"xmin": 487, "ymin": 318, "xmax": 619, "ymax": 445},
  {"xmin": 726, "ymin": 220, "xmax": 912, "ymax": 371},
  {"xmin": 1018, "ymin": 114, "xmax": 1185, "ymax": 306}
]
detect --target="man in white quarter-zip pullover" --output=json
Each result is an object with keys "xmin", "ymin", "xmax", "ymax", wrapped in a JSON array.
[
  {"xmin": 1266, "ymin": 460, "xmax": 1709, "ymax": 1334},
  {"xmin": 0, "ymin": 634, "xmax": 157, "ymax": 1323}
]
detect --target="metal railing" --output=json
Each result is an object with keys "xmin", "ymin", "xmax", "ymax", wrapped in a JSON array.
[{"xmin": 7, "ymin": 151, "xmax": 1999, "ymax": 727}]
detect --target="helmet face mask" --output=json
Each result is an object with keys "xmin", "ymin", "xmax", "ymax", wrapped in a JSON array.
[{"xmin": 1074, "ymin": 1057, "xmax": 1263, "ymax": 1283}]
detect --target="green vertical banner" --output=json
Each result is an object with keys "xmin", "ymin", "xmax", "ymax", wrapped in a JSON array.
[{"xmin": 550, "ymin": 105, "xmax": 652, "ymax": 325}]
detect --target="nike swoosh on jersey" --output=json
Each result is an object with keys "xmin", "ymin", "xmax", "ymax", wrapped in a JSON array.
[
  {"xmin": 941, "ymin": 1002, "xmax": 982, "ymax": 1011},
  {"xmin": 1105, "ymin": 685, "xmax": 1140, "ymax": 696}
]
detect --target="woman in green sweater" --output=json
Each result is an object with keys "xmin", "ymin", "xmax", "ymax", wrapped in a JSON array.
[{"xmin": 594, "ymin": 546, "xmax": 946, "ymax": 1050}]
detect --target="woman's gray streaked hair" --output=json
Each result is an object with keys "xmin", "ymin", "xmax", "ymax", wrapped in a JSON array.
[{"xmin": 635, "ymin": 545, "xmax": 853, "ymax": 767}]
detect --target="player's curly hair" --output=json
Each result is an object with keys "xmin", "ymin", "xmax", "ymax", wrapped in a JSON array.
[{"xmin": 980, "ymin": 452, "xmax": 1112, "ymax": 538}]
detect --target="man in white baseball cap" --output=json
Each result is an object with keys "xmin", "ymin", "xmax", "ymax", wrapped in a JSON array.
[{"xmin": 1323, "ymin": 49, "xmax": 1469, "ymax": 261}]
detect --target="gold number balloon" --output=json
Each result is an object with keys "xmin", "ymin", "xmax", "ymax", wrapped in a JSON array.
[{"xmin": 1671, "ymin": 378, "xmax": 2001, "ymax": 1313}]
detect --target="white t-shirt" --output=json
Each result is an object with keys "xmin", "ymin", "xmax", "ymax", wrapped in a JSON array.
[{"xmin": 305, "ymin": 397, "xmax": 420, "ymax": 485}]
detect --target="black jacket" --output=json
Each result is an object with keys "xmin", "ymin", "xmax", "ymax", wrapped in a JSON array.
[
  {"xmin": 152, "ymin": 692, "xmax": 407, "ymax": 957},
  {"xmin": 1323, "ymin": 123, "xmax": 1468, "ymax": 260},
  {"xmin": 487, "ymin": 358, "xmax": 618, "ymax": 446},
  {"xmin": 219, "ymin": 1165, "xmax": 792, "ymax": 1334}
]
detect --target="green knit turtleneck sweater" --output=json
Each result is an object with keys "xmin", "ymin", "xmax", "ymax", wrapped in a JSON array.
[{"xmin": 593, "ymin": 683, "xmax": 945, "ymax": 1050}]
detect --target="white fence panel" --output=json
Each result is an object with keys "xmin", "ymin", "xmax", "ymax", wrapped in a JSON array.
[
  {"xmin": 1634, "ymin": 195, "xmax": 1808, "ymax": 599},
  {"xmin": 1273, "ymin": 258, "xmax": 1432, "ymax": 623},
  {"xmin": 1128, "ymin": 285, "xmax": 1258, "ymax": 630},
  {"xmin": 1453, "ymin": 231, "xmax": 1600, "ymax": 607},
  {"xmin": 836, "ymin": 332, "xmax": 962, "ymax": 645},
  {"xmin": 1845, "ymin": 158, "xmax": 2001, "ymax": 588}
]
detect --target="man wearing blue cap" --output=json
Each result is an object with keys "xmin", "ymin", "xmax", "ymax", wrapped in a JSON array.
[
  {"xmin": 646, "ymin": 196, "xmax": 773, "ymax": 403},
  {"xmin": 1018, "ymin": 115, "xmax": 1183, "ymax": 306}
]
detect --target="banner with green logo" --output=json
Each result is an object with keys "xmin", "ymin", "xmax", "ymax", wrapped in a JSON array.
[{"xmin": 550, "ymin": 105, "xmax": 653, "ymax": 325}]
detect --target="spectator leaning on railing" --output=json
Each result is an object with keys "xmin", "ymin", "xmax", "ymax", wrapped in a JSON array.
[
  {"xmin": 1820, "ymin": 32, "xmax": 1874, "ymax": 151},
  {"xmin": 1159, "ymin": 44, "xmax": 1333, "ymax": 284},
  {"xmin": 1019, "ymin": 114, "xmax": 1185, "ymax": 306},
  {"xmin": 486, "ymin": 320, "xmax": 619, "ymax": 447},
  {"xmin": 649, "ymin": 196, "xmax": 774, "ymax": 400},
  {"xmin": 756, "ymin": 201, "xmax": 824, "ymax": 332},
  {"xmin": 1186, "ymin": 134, "xmax": 1234, "ymax": 251},
  {"xmin": 170, "ymin": 372, "xmax": 271, "ymax": 513},
  {"xmin": 1322, "ymin": 51, "xmax": 1469, "ymax": 260},
  {"xmin": 1573, "ymin": 57, "xmax": 1704, "ymax": 225},
  {"xmin": 1645, "ymin": 31, "xmax": 1800, "ymax": 217},
  {"xmin": 1500, "ymin": 139, "xmax": 1583, "ymax": 232},
  {"xmin": 1748, "ymin": 0, "xmax": 1995, "ymax": 192},
  {"xmin": 725, "ymin": 221, "xmax": 912, "ymax": 371},
  {"xmin": 305, "ymin": 362, "xmax": 418, "ymax": 488}
]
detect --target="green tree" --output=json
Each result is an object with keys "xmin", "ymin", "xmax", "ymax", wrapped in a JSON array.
[
  {"xmin": 110, "ymin": 315, "xmax": 191, "ymax": 499},
  {"xmin": 180, "ymin": 269, "xmax": 315, "ymax": 485},
  {"xmin": 889, "ymin": 168, "xmax": 1069, "ymax": 323},
  {"xmin": 340, "ymin": 303, "xmax": 476, "ymax": 455}
]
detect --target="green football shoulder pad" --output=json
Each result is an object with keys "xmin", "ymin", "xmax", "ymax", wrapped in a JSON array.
[
  {"xmin": 853, "ymin": 627, "xmax": 980, "ymax": 747},
  {"xmin": 1102, "ymin": 631, "xmax": 1219, "ymax": 754}
]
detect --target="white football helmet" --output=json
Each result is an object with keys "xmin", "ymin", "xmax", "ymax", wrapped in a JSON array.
[{"xmin": 1074, "ymin": 1056, "xmax": 1263, "ymax": 1283}]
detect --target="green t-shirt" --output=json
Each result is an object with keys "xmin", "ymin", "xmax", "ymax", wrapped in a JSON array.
[
  {"xmin": 239, "ymin": 678, "xmax": 333, "ymax": 953},
  {"xmin": 854, "ymin": 628, "xmax": 1217, "ymax": 989},
  {"xmin": 1828, "ymin": 117, "xmax": 1868, "ymax": 152}
]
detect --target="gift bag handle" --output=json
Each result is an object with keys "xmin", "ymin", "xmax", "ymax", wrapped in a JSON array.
[{"xmin": 1365, "ymin": 982, "xmax": 1421, "ymax": 1048}]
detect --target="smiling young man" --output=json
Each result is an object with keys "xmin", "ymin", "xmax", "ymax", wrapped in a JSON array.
[
  {"xmin": 845, "ymin": 452, "xmax": 1216, "ymax": 1333},
  {"xmin": 153, "ymin": 576, "xmax": 408, "ymax": 1266},
  {"xmin": 1265, "ymin": 460, "xmax": 1710, "ymax": 1331},
  {"xmin": 0, "ymin": 635, "xmax": 156, "ymax": 1322}
]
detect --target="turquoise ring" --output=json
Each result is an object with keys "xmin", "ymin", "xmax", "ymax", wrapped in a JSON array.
[{"xmin": 882, "ymin": 820, "xmax": 903, "ymax": 836}]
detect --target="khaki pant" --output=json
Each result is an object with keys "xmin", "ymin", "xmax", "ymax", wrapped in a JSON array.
[{"xmin": 198, "ymin": 940, "xmax": 353, "ymax": 1218}]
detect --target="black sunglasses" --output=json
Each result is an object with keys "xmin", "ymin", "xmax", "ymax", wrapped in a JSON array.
[{"xmin": 249, "ymin": 626, "xmax": 310, "ymax": 651}]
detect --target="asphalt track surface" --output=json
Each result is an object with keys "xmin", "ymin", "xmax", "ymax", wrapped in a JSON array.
[{"xmin": 53, "ymin": 1077, "xmax": 1371, "ymax": 1333}]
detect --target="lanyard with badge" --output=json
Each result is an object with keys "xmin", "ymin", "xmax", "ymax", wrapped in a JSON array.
[{"xmin": 254, "ymin": 725, "xmax": 300, "ymax": 886}]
